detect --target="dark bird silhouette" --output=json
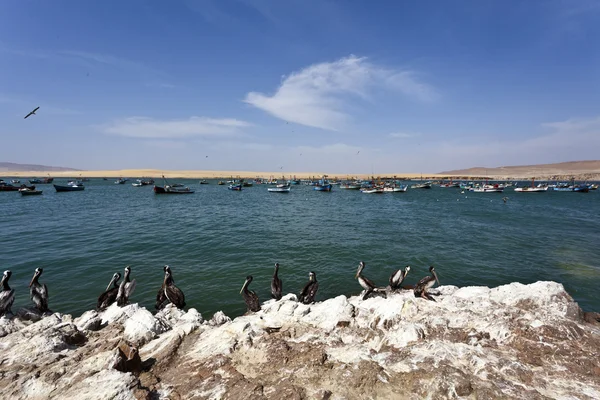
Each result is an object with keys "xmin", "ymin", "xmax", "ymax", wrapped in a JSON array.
[
  {"xmin": 389, "ymin": 265, "xmax": 411, "ymax": 291},
  {"xmin": 116, "ymin": 266, "xmax": 136, "ymax": 306},
  {"xmin": 97, "ymin": 272, "xmax": 121, "ymax": 310},
  {"xmin": 299, "ymin": 271, "xmax": 319, "ymax": 304},
  {"xmin": 240, "ymin": 275, "xmax": 260, "ymax": 312},
  {"xmin": 29, "ymin": 268, "xmax": 49, "ymax": 313},
  {"xmin": 156, "ymin": 265, "xmax": 186, "ymax": 310},
  {"xmin": 271, "ymin": 263, "xmax": 282, "ymax": 300},
  {"xmin": 414, "ymin": 266, "xmax": 440, "ymax": 301},
  {"xmin": 0, "ymin": 270, "xmax": 15, "ymax": 316},
  {"xmin": 24, "ymin": 106, "xmax": 40, "ymax": 119}
]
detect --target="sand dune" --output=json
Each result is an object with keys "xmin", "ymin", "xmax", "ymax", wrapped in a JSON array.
[{"xmin": 3, "ymin": 160, "xmax": 600, "ymax": 180}]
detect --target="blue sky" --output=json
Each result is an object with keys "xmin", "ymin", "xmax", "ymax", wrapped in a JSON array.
[{"xmin": 1, "ymin": 0, "xmax": 599, "ymax": 174}]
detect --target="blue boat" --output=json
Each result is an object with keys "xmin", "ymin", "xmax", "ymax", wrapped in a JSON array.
[
  {"xmin": 228, "ymin": 184, "xmax": 243, "ymax": 191},
  {"xmin": 313, "ymin": 176, "xmax": 332, "ymax": 192}
]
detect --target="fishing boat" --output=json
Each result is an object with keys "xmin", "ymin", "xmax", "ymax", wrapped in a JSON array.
[
  {"xmin": 199, "ymin": 180, "xmax": 209, "ymax": 184},
  {"xmin": 339, "ymin": 182, "xmax": 362, "ymax": 190},
  {"xmin": 0, "ymin": 182, "xmax": 36, "ymax": 192},
  {"xmin": 228, "ymin": 183, "xmax": 243, "ymax": 191},
  {"xmin": 470, "ymin": 184, "xmax": 504, "ymax": 193},
  {"xmin": 153, "ymin": 176, "xmax": 194, "ymax": 194},
  {"xmin": 115, "ymin": 178, "xmax": 128, "ymax": 184},
  {"xmin": 411, "ymin": 182, "xmax": 432, "ymax": 189},
  {"xmin": 514, "ymin": 178, "xmax": 548, "ymax": 192},
  {"xmin": 132, "ymin": 182, "xmax": 143, "ymax": 187},
  {"xmin": 439, "ymin": 180, "xmax": 459, "ymax": 188},
  {"xmin": 19, "ymin": 188, "xmax": 43, "ymax": 195},
  {"xmin": 268, "ymin": 184, "xmax": 291, "ymax": 193},
  {"xmin": 54, "ymin": 182, "xmax": 85, "ymax": 192},
  {"xmin": 29, "ymin": 176, "xmax": 54, "ymax": 184},
  {"xmin": 384, "ymin": 185, "xmax": 408, "ymax": 192},
  {"xmin": 217, "ymin": 181, "xmax": 225, "ymax": 185},
  {"xmin": 552, "ymin": 178, "xmax": 590, "ymax": 192},
  {"xmin": 11, "ymin": 179, "xmax": 20, "ymax": 184},
  {"xmin": 361, "ymin": 186, "xmax": 384, "ymax": 194},
  {"xmin": 314, "ymin": 176, "xmax": 332, "ymax": 192}
]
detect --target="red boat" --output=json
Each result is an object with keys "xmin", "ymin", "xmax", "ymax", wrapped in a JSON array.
[{"xmin": 0, "ymin": 183, "xmax": 36, "ymax": 192}]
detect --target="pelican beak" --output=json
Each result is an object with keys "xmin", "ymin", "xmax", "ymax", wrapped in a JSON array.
[
  {"xmin": 432, "ymin": 270, "xmax": 440, "ymax": 286},
  {"xmin": 29, "ymin": 272, "xmax": 37, "ymax": 287},
  {"xmin": 240, "ymin": 278, "xmax": 248, "ymax": 294}
]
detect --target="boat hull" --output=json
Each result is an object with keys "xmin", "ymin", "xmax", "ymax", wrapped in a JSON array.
[
  {"xmin": 314, "ymin": 184, "xmax": 332, "ymax": 191},
  {"xmin": 19, "ymin": 188, "xmax": 43, "ymax": 195},
  {"xmin": 153, "ymin": 185, "xmax": 194, "ymax": 194},
  {"xmin": 267, "ymin": 187, "xmax": 291, "ymax": 193},
  {"xmin": 54, "ymin": 184, "xmax": 84, "ymax": 192},
  {"xmin": 0, "ymin": 184, "xmax": 36, "ymax": 192}
]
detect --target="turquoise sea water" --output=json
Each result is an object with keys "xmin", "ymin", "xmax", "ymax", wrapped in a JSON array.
[{"xmin": 1, "ymin": 179, "xmax": 599, "ymax": 318}]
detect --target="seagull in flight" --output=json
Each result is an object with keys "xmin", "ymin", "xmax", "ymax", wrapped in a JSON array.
[
  {"xmin": 356, "ymin": 151, "xmax": 360, "ymax": 155},
  {"xmin": 24, "ymin": 106, "xmax": 40, "ymax": 119}
]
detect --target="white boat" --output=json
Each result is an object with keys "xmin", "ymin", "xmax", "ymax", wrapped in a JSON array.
[
  {"xmin": 514, "ymin": 186, "xmax": 548, "ymax": 192},
  {"xmin": 132, "ymin": 182, "xmax": 143, "ymax": 187},
  {"xmin": 267, "ymin": 184, "xmax": 291, "ymax": 193},
  {"xmin": 361, "ymin": 187, "xmax": 384, "ymax": 194},
  {"xmin": 470, "ymin": 184, "xmax": 504, "ymax": 193},
  {"xmin": 514, "ymin": 178, "xmax": 548, "ymax": 192},
  {"xmin": 384, "ymin": 185, "xmax": 408, "ymax": 192}
]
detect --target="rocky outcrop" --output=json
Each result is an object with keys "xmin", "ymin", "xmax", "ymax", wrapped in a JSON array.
[{"xmin": 1, "ymin": 282, "xmax": 599, "ymax": 399}]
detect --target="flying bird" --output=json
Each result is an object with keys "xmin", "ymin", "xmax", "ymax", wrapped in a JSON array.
[
  {"xmin": 24, "ymin": 107, "xmax": 40, "ymax": 119},
  {"xmin": 356, "ymin": 151, "xmax": 360, "ymax": 155}
]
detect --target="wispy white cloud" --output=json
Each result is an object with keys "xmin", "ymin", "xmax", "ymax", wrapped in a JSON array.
[
  {"xmin": 60, "ymin": 50, "xmax": 168, "ymax": 80},
  {"xmin": 425, "ymin": 115, "xmax": 600, "ymax": 171},
  {"xmin": 101, "ymin": 116, "xmax": 252, "ymax": 139},
  {"xmin": 244, "ymin": 55, "xmax": 437, "ymax": 131},
  {"xmin": 389, "ymin": 132, "xmax": 421, "ymax": 139}
]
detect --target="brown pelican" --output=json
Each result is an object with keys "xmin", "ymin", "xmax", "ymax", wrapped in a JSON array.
[
  {"xmin": 116, "ymin": 266, "xmax": 137, "ymax": 306},
  {"xmin": 97, "ymin": 272, "xmax": 121, "ymax": 310},
  {"xmin": 156, "ymin": 265, "xmax": 186, "ymax": 310},
  {"xmin": 24, "ymin": 106, "xmax": 40, "ymax": 119},
  {"xmin": 0, "ymin": 270, "xmax": 15, "ymax": 316},
  {"xmin": 299, "ymin": 271, "xmax": 318, "ymax": 304},
  {"xmin": 271, "ymin": 263, "xmax": 282, "ymax": 300},
  {"xmin": 29, "ymin": 268, "xmax": 49, "ymax": 313},
  {"xmin": 389, "ymin": 265, "xmax": 411, "ymax": 291},
  {"xmin": 240, "ymin": 275, "xmax": 260, "ymax": 312},
  {"xmin": 414, "ymin": 266, "xmax": 440, "ymax": 301},
  {"xmin": 355, "ymin": 261, "xmax": 383, "ymax": 300}
]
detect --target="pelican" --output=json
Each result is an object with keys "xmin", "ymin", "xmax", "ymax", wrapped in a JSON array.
[
  {"xmin": 156, "ymin": 265, "xmax": 186, "ymax": 310},
  {"xmin": 29, "ymin": 268, "xmax": 49, "ymax": 313},
  {"xmin": 24, "ymin": 106, "xmax": 39, "ymax": 119},
  {"xmin": 271, "ymin": 263, "xmax": 282, "ymax": 300},
  {"xmin": 116, "ymin": 266, "xmax": 137, "ymax": 306},
  {"xmin": 299, "ymin": 271, "xmax": 318, "ymax": 304},
  {"xmin": 389, "ymin": 265, "xmax": 411, "ymax": 291},
  {"xmin": 355, "ymin": 261, "xmax": 383, "ymax": 300},
  {"xmin": 97, "ymin": 272, "xmax": 121, "ymax": 310},
  {"xmin": 414, "ymin": 266, "xmax": 440, "ymax": 301},
  {"xmin": 240, "ymin": 275, "xmax": 260, "ymax": 312},
  {"xmin": 0, "ymin": 270, "xmax": 15, "ymax": 316}
]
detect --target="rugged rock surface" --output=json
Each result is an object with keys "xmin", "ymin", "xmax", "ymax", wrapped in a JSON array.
[{"xmin": 1, "ymin": 282, "xmax": 599, "ymax": 399}]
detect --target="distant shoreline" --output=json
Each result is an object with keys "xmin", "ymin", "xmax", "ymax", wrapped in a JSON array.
[{"xmin": 2, "ymin": 168, "xmax": 600, "ymax": 181}]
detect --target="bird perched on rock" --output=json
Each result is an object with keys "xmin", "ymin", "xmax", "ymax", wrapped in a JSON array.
[
  {"xmin": 414, "ymin": 266, "xmax": 440, "ymax": 301},
  {"xmin": 271, "ymin": 263, "xmax": 282, "ymax": 300},
  {"xmin": 97, "ymin": 272, "xmax": 121, "ymax": 310},
  {"xmin": 29, "ymin": 267, "xmax": 49, "ymax": 313},
  {"xmin": 116, "ymin": 266, "xmax": 136, "ymax": 306},
  {"xmin": 240, "ymin": 275, "xmax": 260, "ymax": 312},
  {"xmin": 389, "ymin": 265, "xmax": 411, "ymax": 291},
  {"xmin": 24, "ymin": 106, "xmax": 39, "ymax": 119},
  {"xmin": 355, "ymin": 261, "xmax": 386, "ymax": 300},
  {"xmin": 299, "ymin": 271, "xmax": 319, "ymax": 304},
  {"xmin": 156, "ymin": 265, "xmax": 185, "ymax": 310},
  {"xmin": 0, "ymin": 270, "xmax": 15, "ymax": 316}
]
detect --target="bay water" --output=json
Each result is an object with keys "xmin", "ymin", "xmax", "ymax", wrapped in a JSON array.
[{"xmin": 1, "ymin": 178, "xmax": 598, "ymax": 318}]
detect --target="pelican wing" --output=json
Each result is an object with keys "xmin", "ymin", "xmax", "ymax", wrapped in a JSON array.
[
  {"xmin": 414, "ymin": 275, "xmax": 435, "ymax": 293},
  {"xmin": 124, "ymin": 279, "xmax": 137, "ymax": 299},
  {"xmin": 97, "ymin": 288, "xmax": 118, "ymax": 310},
  {"xmin": 166, "ymin": 284, "xmax": 186, "ymax": 309},
  {"xmin": 306, "ymin": 282, "xmax": 319, "ymax": 303},
  {"xmin": 0, "ymin": 289, "xmax": 15, "ymax": 314},
  {"xmin": 271, "ymin": 276, "xmax": 282, "ymax": 300},
  {"xmin": 243, "ymin": 290, "xmax": 260, "ymax": 312},
  {"xmin": 155, "ymin": 286, "xmax": 167, "ymax": 310}
]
